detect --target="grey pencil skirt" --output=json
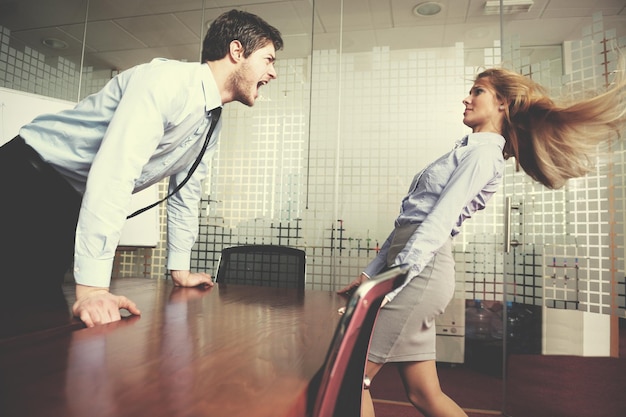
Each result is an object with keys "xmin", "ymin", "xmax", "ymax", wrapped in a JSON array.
[{"xmin": 368, "ymin": 224, "xmax": 455, "ymax": 363}]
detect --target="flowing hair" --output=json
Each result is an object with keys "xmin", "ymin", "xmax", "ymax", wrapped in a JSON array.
[{"xmin": 477, "ymin": 52, "xmax": 626, "ymax": 189}]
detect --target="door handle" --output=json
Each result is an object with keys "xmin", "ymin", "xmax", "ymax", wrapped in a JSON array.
[{"xmin": 504, "ymin": 197, "xmax": 521, "ymax": 253}]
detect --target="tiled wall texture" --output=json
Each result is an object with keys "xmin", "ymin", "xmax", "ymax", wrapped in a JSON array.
[{"xmin": 1, "ymin": 13, "xmax": 624, "ymax": 318}]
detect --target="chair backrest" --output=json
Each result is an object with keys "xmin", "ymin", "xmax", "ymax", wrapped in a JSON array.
[
  {"xmin": 214, "ymin": 244, "xmax": 306, "ymax": 289},
  {"xmin": 310, "ymin": 265, "xmax": 409, "ymax": 417}
]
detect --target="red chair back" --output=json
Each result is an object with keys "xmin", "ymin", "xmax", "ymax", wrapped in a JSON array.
[{"xmin": 310, "ymin": 265, "xmax": 409, "ymax": 417}]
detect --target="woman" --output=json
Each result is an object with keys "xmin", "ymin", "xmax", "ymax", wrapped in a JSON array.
[{"xmin": 338, "ymin": 59, "xmax": 626, "ymax": 417}]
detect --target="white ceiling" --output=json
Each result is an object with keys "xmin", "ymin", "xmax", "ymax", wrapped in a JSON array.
[{"xmin": 0, "ymin": 0, "xmax": 625, "ymax": 71}]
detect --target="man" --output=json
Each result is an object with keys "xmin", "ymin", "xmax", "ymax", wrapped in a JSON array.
[{"xmin": 0, "ymin": 10, "xmax": 283, "ymax": 327}]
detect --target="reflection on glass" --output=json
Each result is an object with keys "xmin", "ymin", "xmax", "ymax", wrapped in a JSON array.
[
  {"xmin": 1, "ymin": 2, "xmax": 625, "ymax": 416},
  {"xmin": 0, "ymin": 0, "xmax": 88, "ymax": 100},
  {"xmin": 503, "ymin": 11, "xmax": 626, "ymax": 417}
]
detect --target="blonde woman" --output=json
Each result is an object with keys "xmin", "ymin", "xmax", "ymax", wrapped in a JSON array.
[{"xmin": 339, "ymin": 57, "xmax": 626, "ymax": 417}]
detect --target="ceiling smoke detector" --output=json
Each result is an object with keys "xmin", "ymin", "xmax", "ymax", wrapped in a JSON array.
[{"xmin": 484, "ymin": 0, "xmax": 534, "ymax": 15}]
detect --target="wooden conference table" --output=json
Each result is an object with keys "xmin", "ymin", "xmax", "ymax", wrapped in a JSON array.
[{"xmin": 0, "ymin": 278, "xmax": 346, "ymax": 417}]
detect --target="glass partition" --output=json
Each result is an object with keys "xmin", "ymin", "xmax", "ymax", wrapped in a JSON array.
[
  {"xmin": 1, "ymin": 2, "xmax": 625, "ymax": 415},
  {"xmin": 0, "ymin": 0, "xmax": 507, "ymax": 413},
  {"xmin": 501, "ymin": 10, "xmax": 626, "ymax": 417},
  {"xmin": 0, "ymin": 0, "xmax": 88, "ymax": 101},
  {"xmin": 0, "ymin": 0, "xmax": 317, "ymax": 277},
  {"xmin": 305, "ymin": 1, "xmax": 505, "ymax": 414},
  {"xmin": 79, "ymin": 0, "xmax": 208, "ymax": 98}
]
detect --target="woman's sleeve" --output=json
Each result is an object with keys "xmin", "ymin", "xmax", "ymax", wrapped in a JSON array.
[
  {"xmin": 385, "ymin": 146, "xmax": 503, "ymax": 302},
  {"xmin": 363, "ymin": 229, "xmax": 396, "ymax": 277}
]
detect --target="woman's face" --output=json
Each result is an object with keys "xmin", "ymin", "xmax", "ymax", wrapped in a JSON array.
[{"xmin": 462, "ymin": 78, "xmax": 505, "ymax": 133}]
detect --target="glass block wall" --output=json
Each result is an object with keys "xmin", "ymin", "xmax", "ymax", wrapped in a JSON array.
[
  {"xmin": 0, "ymin": 24, "xmax": 109, "ymax": 102},
  {"xmin": 195, "ymin": 44, "xmax": 471, "ymax": 299},
  {"xmin": 499, "ymin": 12, "xmax": 626, "ymax": 317},
  {"xmin": 0, "ymin": 13, "xmax": 624, "ymax": 319}
]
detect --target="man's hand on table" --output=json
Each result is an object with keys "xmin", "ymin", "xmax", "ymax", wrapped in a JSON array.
[
  {"xmin": 73, "ymin": 284, "xmax": 141, "ymax": 328},
  {"xmin": 72, "ymin": 271, "xmax": 212, "ymax": 327},
  {"xmin": 170, "ymin": 270, "xmax": 215, "ymax": 288}
]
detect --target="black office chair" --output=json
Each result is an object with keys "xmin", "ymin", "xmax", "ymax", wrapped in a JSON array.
[
  {"xmin": 308, "ymin": 265, "xmax": 409, "ymax": 417},
  {"xmin": 214, "ymin": 244, "xmax": 306, "ymax": 289}
]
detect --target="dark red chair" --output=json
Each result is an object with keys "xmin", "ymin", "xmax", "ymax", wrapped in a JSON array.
[{"xmin": 309, "ymin": 265, "xmax": 409, "ymax": 417}]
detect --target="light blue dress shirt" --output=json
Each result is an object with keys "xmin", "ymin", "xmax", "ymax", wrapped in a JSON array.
[
  {"xmin": 363, "ymin": 132, "xmax": 506, "ymax": 301},
  {"xmin": 20, "ymin": 58, "xmax": 223, "ymax": 287}
]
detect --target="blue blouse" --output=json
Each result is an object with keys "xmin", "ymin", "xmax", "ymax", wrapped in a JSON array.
[{"xmin": 363, "ymin": 132, "xmax": 506, "ymax": 301}]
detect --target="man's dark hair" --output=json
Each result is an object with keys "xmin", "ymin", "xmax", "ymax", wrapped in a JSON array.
[{"xmin": 201, "ymin": 9, "xmax": 283, "ymax": 62}]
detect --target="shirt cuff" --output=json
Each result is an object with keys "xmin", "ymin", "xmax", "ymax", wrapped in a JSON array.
[
  {"xmin": 384, "ymin": 287, "xmax": 401, "ymax": 303},
  {"xmin": 363, "ymin": 257, "xmax": 386, "ymax": 278},
  {"xmin": 73, "ymin": 256, "xmax": 114, "ymax": 288},
  {"xmin": 167, "ymin": 250, "xmax": 191, "ymax": 271}
]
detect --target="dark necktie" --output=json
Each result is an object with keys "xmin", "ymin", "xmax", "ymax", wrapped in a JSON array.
[{"xmin": 127, "ymin": 107, "xmax": 222, "ymax": 219}]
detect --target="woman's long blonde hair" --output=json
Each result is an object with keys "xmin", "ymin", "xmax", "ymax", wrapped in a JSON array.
[{"xmin": 477, "ymin": 53, "xmax": 626, "ymax": 189}]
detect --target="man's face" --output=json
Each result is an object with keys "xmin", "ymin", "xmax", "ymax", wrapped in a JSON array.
[{"xmin": 229, "ymin": 43, "xmax": 277, "ymax": 106}]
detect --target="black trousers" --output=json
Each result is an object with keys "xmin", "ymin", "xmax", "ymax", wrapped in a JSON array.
[{"xmin": 0, "ymin": 136, "xmax": 82, "ymax": 293}]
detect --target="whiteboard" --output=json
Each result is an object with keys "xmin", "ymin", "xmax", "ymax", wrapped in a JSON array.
[{"xmin": 0, "ymin": 87, "xmax": 159, "ymax": 247}]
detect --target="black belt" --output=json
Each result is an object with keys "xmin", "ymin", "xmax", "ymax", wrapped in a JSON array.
[
  {"xmin": 5, "ymin": 136, "xmax": 79, "ymax": 198},
  {"xmin": 8, "ymin": 135, "xmax": 59, "ymax": 176}
]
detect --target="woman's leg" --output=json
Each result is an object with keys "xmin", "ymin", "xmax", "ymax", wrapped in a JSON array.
[
  {"xmin": 398, "ymin": 360, "xmax": 467, "ymax": 417},
  {"xmin": 361, "ymin": 360, "xmax": 384, "ymax": 417}
]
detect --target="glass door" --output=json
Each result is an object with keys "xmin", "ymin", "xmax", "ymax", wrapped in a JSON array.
[{"xmin": 501, "ymin": 12, "xmax": 625, "ymax": 417}]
